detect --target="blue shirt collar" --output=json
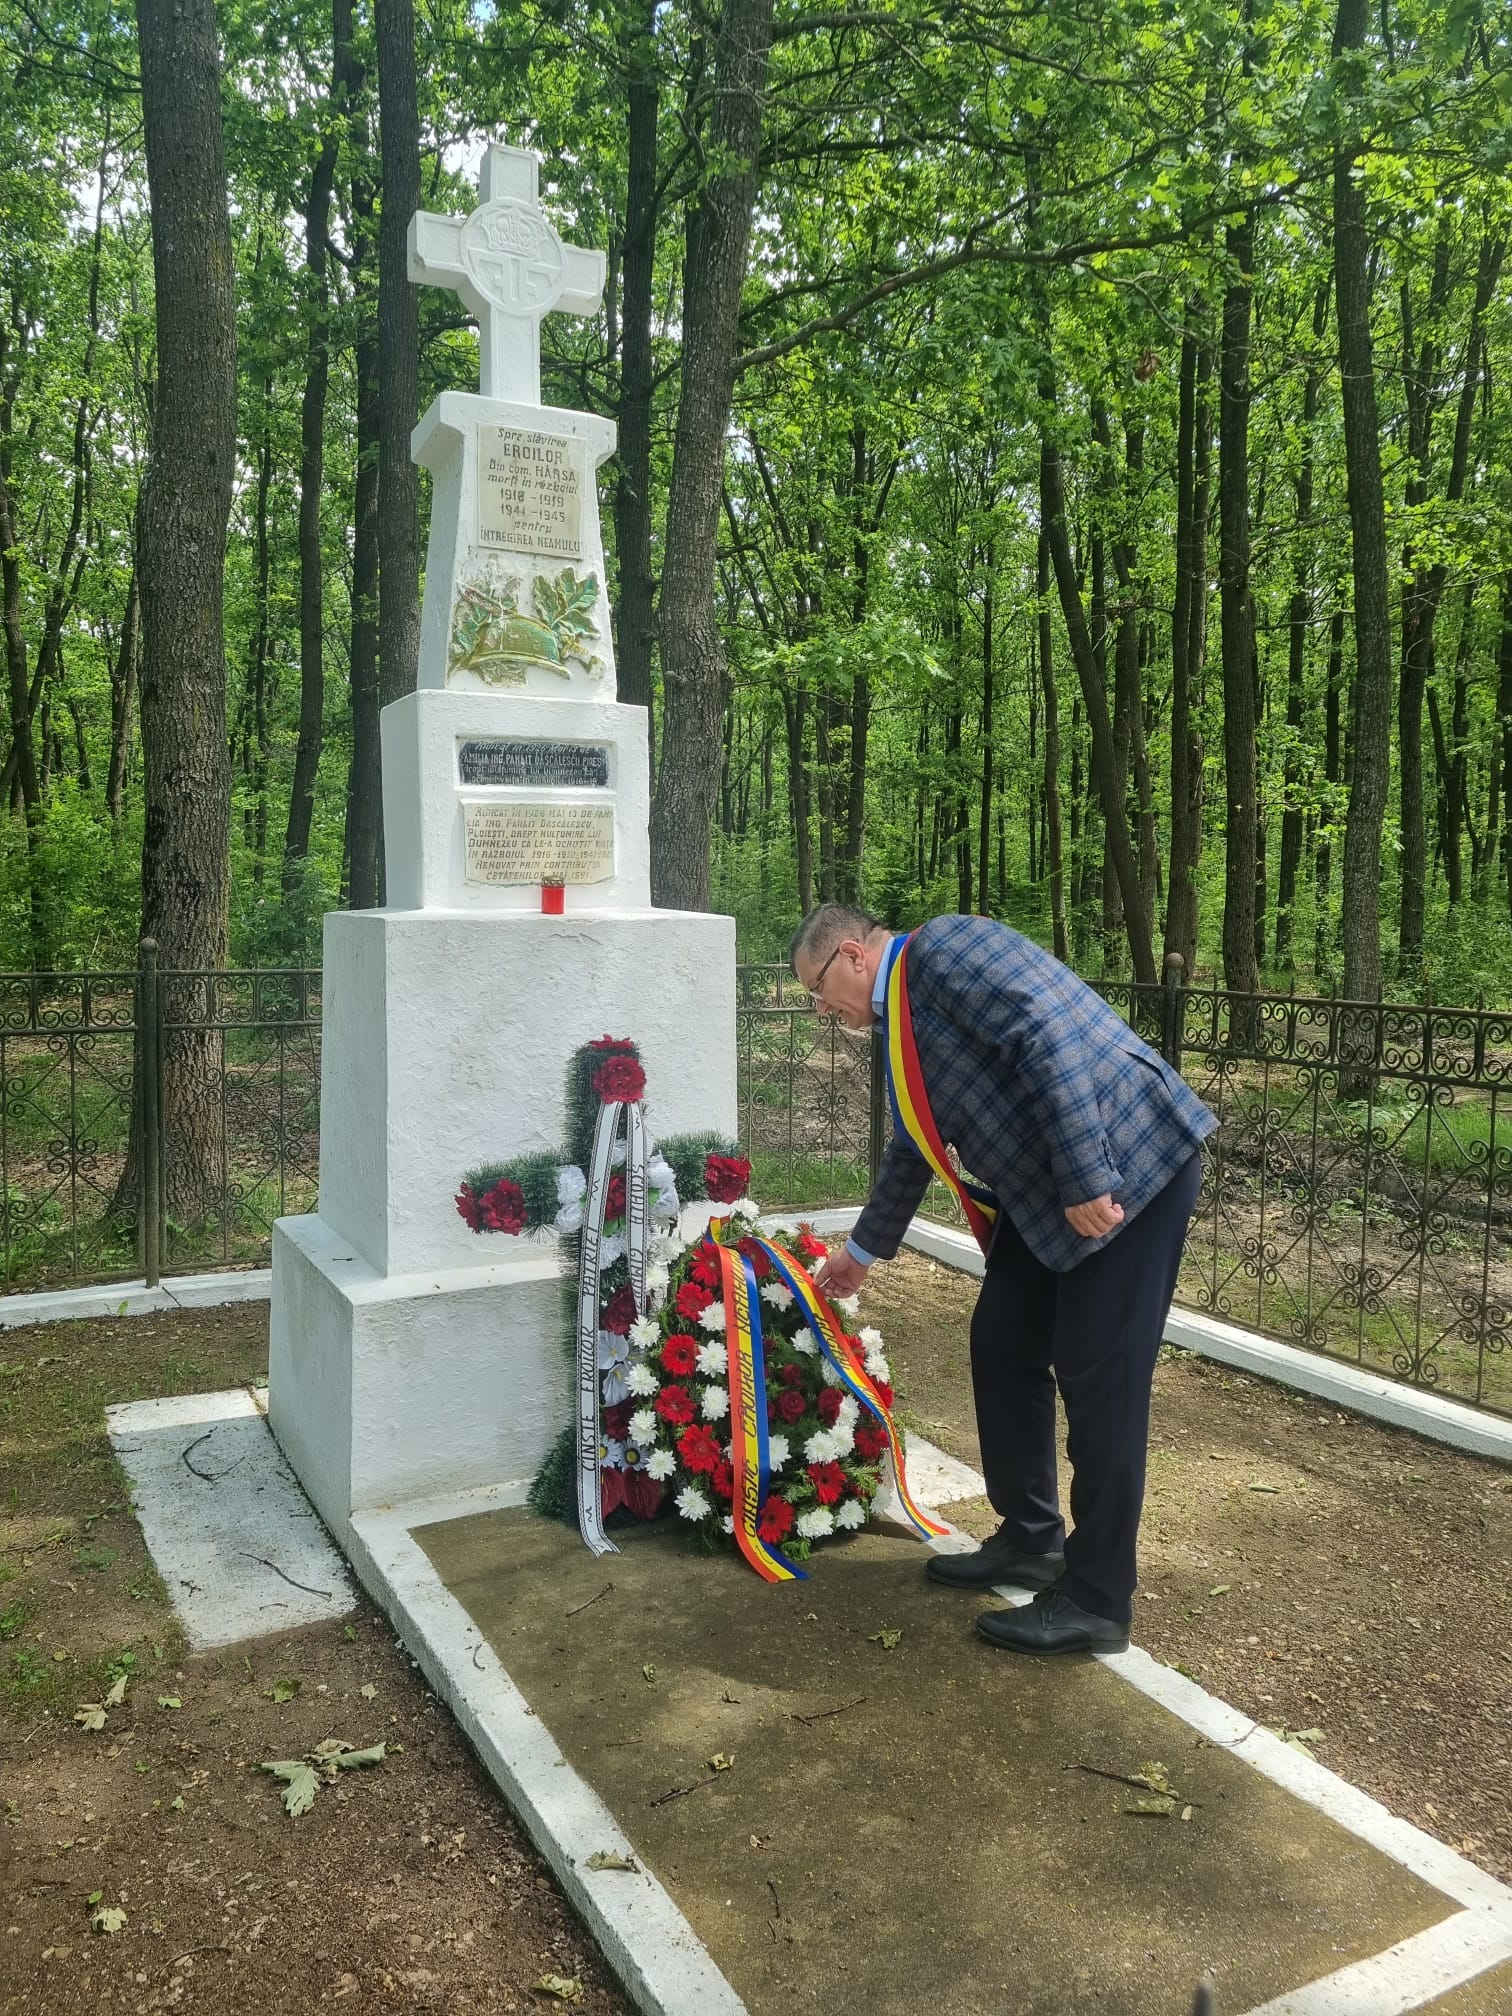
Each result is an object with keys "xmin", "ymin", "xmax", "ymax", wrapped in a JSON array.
[{"xmin": 872, "ymin": 935, "xmax": 899, "ymax": 1020}]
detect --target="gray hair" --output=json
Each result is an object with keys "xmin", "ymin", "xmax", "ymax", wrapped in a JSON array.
[{"xmin": 788, "ymin": 903, "xmax": 888, "ymax": 972}]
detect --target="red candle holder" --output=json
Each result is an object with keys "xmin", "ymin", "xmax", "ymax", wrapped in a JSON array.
[{"xmin": 540, "ymin": 881, "xmax": 565, "ymax": 915}]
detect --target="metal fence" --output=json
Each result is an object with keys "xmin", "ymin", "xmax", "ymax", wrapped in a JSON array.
[{"xmin": 3, "ymin": 947, "xmax": 1507, "ymax": 1421}]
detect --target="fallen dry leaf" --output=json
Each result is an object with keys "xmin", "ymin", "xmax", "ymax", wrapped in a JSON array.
[{"xmin": 533, "ymin": 1974, "xmax": 583, "ymax": 2003}]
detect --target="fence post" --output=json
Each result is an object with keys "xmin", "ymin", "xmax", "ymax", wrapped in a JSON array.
[
  {"xmin": 868, "ymin": 1030, "xmax": 886, "ymax": 1185},
  {"xmin": 1160, "ymin": 951, "xmax": 1185, "ymax": 1070},
  {"xmin": 139, "ymin": 937, "xmax": 162, "ymax": 1289}
]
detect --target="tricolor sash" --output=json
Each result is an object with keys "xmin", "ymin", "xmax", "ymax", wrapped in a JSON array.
[{"xmin": 882, "ymin": 933, "xmax": 999, "ymax": 1257}]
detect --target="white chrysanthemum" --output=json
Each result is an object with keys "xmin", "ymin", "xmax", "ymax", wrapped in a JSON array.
[
  {"xmin": 721, "ymin": 1515, "xmax": 735, "ymax": 1536},
  {"xmin": 837, "ymin": 1394, "xmax": 860, "ymax": 1429},
  {"xmin": 646, "ymin": 1153, "xmax": 674, "ymax": 1191},
  {"xmin": 760, "ymin": 1283, "xmax": 794, "ymax": 1312},
  {"xmin": 695, "ymin": 1339, "xmax": 726, "ymax": 1379},
  {"xmin": 797, "ymin": 1506, "xmax": 834, "ymax": 1539},
  {"xmin": 557, "ymin": 1165, "xmax": 587, "ymax": 1206},
  {"xmin": 651, "ymin": 1188, "xmax": 680, "ymax": 1225},
  {"xmin": 629, "ymin": 1316, "xmax": 660, "ymax": 1350},
  {"xmin": 865, "ymin": 1350, "xmax": 891, "ymax": 1381},
  {"xmin": 835, "ymin": 1499, "xmax": 867, "ymax": 1530},
  {"xmin": 701, "ymin": 1383, "xmax": 730, "ymax": 1422},
  {"xmin": 766, "ymin": 1433, "xmax": 790, "ymax": 1471},
  {"xmin": 820, "ymin": 1357, "xmax": 844, "ymax": 1388},
  {"xmin": 857, "ymin": 1325, "xmax": 885, "ymax": 1354},
  {"xmin": 651, "ymin": 1231, "xmax": 681, "ymax": 1265},
  {"xmin": 805, "ymin": 1428, "xmax": 840, "ymax": 1464},
  {"xmin": 646, "ymin": 1261, "xmax": 671, "ymax": 1295},
  {"xmin": 625, "ymin": 1359, "xmax": 659, "ymax": 1399},
  {"xmin": 727, "ymin": 1196, "xmax": 760, "ymax": 1220},
  {"xmin": 698, "ymin": 1303, "xmax": 727, "ymax": 1332},
  {"xmin": 828, "ymin": 1421, "xmax": 855, "ymax": 1458},
  {"xmin": 834, "ymin": 1293, "xmax": 862, "ymax": 1320},
  {"xmin": 554, "ymin": 1200, "xmax": 585, "ymax": 1235},
  {"xmin": 676, "ymin": 1484, "xmax": 712, "ymax": 1521},
  {"xmin": 599, "ymin": 1232, "xmax": 625, "ymax": 1268},
  {"xmin": 646, "ymin": 1448, "xmax": 676, "ymax": 1481},
  {"xmin": 629, "ymin": 1407, "xmax": 657, "ymax": 1445},
  {"xmin": 790, "ymin": 1332, "xmax": 817, "ymax": 1356}
]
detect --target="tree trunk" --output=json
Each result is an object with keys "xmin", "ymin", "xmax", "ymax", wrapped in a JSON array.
[
  {"xmin": 612, "ymin": 0, "xmax": 659, "ymax": 757},
  {"xmin": 1314, "ymin": 602, "xmax": 1345, "ymax": 975},
  {"xmin": 1038, "ymin": 532, "xmax": 1068, "ymax": 962},
  {"xmin": 651, "ymin": 0, "xmax": 777, "ymax": 909},
  {"xmin": 105, "ymin": 563, "xmax": 140, "ymax": 826},
  {"xmin": 1219, "ymin": 211, "xmax": 1260, "ymax": 1011},
  {"xmin": 248, "ymin": 382, "xmax": 275, "ymax": 892},
  {"xmin": 978, "ymin": 552, "xmax": 994, "ymax": 912},
  {"xmin": 782, "ymin": 679, "xmax": 812, "ymax": 912},
  {"xmin": 345, "ymin": 189, "xmax": 384, "ymax": 909},
  {"xmin": 376, "ymin": 0, "xmax": 421, "ymax": 732},
  {"xmin": 128, "ymin": 0, "xmax": 237, "ymax": 1221},
  {"xmin": 1333, "ymin": 0, "xmax": 1393, "ymax": 1014},
  {"xmin": 1166, "ymin": 310, "xmax": 1209, "ymax": 975}
]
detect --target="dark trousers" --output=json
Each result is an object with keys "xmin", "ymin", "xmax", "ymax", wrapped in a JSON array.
[{"xmin": 969, "ymin": 1152, "xmax": 1202, "ymax": 1625}]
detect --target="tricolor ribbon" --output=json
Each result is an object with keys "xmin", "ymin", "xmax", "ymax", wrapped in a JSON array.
[
  {"xmin": 576, "ymin": 1098, "xmax": 651, "ymax": 1558},
  {"xmin": 717, "ymin": 1243, "xmax": 806, "ymax": 1583},
  {"xmin": 710, "ymin": 1220, "xmax": 948, "ymax": 1571},
  {"xmin": 882, "ymin": 933, "xmax": 999, "ymax": 1258}
]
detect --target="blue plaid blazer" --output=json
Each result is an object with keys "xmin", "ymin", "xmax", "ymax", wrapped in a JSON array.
[{"xmin": 852, "ymin": 915, "xmax": 1218, "ymax": 1274}]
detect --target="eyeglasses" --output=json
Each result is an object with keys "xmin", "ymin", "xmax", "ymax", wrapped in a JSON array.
[{"xmin": 804, "ymin": 941, "xmax": 844, "ymax": 1006}]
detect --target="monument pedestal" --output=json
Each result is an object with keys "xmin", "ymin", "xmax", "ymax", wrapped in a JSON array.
[{"xmin": 269, "ymin": 907, "xmax": 735, "ymax": 1544}]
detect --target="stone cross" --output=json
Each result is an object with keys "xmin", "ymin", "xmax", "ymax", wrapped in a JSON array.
[{"xmin": 407, "ymin": 143, "xmax": 607, "ymax": 406}]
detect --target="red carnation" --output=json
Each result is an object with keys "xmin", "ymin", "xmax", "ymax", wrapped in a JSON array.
[
  {"xmin": 601, "ymin": 1468, "xmax": 627, "ymax": 1517},
  {"xmin": 660, "ymin": 1334, "xmax": 698, "ymax": 1377},
  {"xmin": 816, "ymin": 1388, "xmax": 843, "ymax": 1426},
  {"xmin": 871, "ymin": 1379, "xmax": 894, "ymax": 1409},
  {"xmin": 678, "ymin": 1423, "xmax": 722, "ymax": 1475},
  {"xmin": 777, "ymin": 1363, "xmax": 805, "ymax": 1389},
  {"xmin": 589, "ymin": 1034, "xmax": 637, "ymax": 1053},
  {"xmin": 455, "ymin": 1183, "xmax": 483, "ymax": 1231},
  {"xmin": 705, "ymin": 1152, "xmax": 751, "ymax": 1204},
  {"xmin": 808, "ymin": 1459, "xmax": 846, "ymax": 1506},
  {"xmin": 593, "ymin": 1053, "xmax": 646, "ymax": 1104},
  {"xmin": 655, "ymin": 1384, "xmax": 695, "ymax": 1425},
  {"xmin": 676, "ymin": 1280, "xmax": 714, "ymax": 1320},
  {"xmin": 775, "ymin": 1388, "xmax": 807, "ymax": 1424},
  {"xmin": 758, "ymin": 1495, "xmax": 796, "ymax": 1544},
  {"xmin": 854, "ymin": 1423, "xmax": 888, "ymax": 1460},
  {"xmin": 796, "ymin": 1229, "xmax": 828, "ymax": 1261},
  {"xmin": 605, "ymin": 1171, "xmax": 627, "ymax": 1220},
  {"xmin": 710, "ymin": 1458, "xmax": 735, "ymax": 1502},
  {"xmin": 624, "ymin": 1468, "xmax": 664, "ymax": 1520},
  {"xmin": 603, "ymin": 1400, "xmax": 633, "ymax": 1440},
  {"xmin": 601, "ymin": 1284, "xmax": 637, "ymax": 1335},
  {"xmin": 480, "ymin": 1177, "xmax": 527, "ymax": 1234}
]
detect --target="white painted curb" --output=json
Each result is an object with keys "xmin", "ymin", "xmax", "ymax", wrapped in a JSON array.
[
  {"xmin": 347, "ymin": 1502, "xmax": 748, "ymax": 2016},
  {"xmin": 0, "ymin": 1267, "xmax": 272, "ymax": 1329}
]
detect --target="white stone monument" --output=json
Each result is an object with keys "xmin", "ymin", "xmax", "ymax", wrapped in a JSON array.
[{"xmin": 268, "ymin": 141, "xmax": 736, "ymax": 1549}]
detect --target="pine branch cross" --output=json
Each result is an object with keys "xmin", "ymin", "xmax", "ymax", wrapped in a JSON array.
[{"xmin": 407, "ymin": 142, "xmax": 606, "ymax": 406}]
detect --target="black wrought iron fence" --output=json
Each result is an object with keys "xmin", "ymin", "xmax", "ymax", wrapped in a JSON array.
[
  {"xmin": 3, "ymin": 947, "xmax": 1507, "ymax": 1421},
  {"xmin": 0, "ymin": 944, "xmax": 320, "ymax": 1291}
]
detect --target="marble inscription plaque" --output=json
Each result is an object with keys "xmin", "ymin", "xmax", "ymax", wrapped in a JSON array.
[
  {"xmin": 463, "ymin": 801, "xmax": 614, "ymax": 886},
  {"xmin": 477, "ymin": 427, "xmax": 585, "ymax": 558},
  {"xmin": 457, "ymin": 739, "xmax": 609, "ymax": 789}
]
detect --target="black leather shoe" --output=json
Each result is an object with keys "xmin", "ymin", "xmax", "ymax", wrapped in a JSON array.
[
  {"xmin": 926, "ymin": 1527, "xmax": 1065, "ymax": 1592},
  {"xmin": 976, "ymin": 1586, "xmax": 1130, "ymax": 1655}
]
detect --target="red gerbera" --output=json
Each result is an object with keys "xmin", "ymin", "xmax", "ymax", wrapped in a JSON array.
[
  {"xmin": 601, "ymin": 1284, "xmax": 637, "ymax": 1335},
  {"xmin": 480, "ymin": 1177, "xmax": 527, "ymax": 1234},
  {"xmin": 655, "ymin": 1384, "xmax": 695, "ymax": 1425},
  {"xmin": 676, "ymin": 1280, "xmax": 715, "ymax": 1320},
  {"xmin": 455, "ymin": 1183, "xmax": 483, "ymax": 1231},
  {"xmin": 796, "ymin": 1229, "xmax": 828, "ymax": 1261},
  {"xmin": 854, "ymin": 1423, "xmax": 888, "ymax": 1460},
  {"xmin": 678, "ymin": 1423, "xmax": 722, "ymax": 1475},
  {"xmin": 777, "ymin": 1363, "xmax": 805, "ymax": 1389},
  {"xmin": 775, "ymin": 1388, "xmax": 807, "ymax": 1424},
  {"xmin": 816, "ymin": 1388, "xmax": 843, "ymax": 1426},
  {"xmin": 704, "ymin": 1152, "xmax": 752, "ymax": 1204},
  {"xmin": 593, "ymin": 1053, "xmax": 647, "ymax": 1103},
  {"xmin": 808, "ymin": 1459, "xmax": 846, "ymax": 1506},
  {"xmin": 690, "ymin": 1256, "xmax": 721, "ymax": 1290},
  {"xmin": 660, "ymin": 1334, "xmax": 698, "ymax": 1377},
  {"xmin": 603, "ymin": 1399, "xmax": 633, "ymax": 1440},
  {"xmin": 758, "ymin": 1495, "xmax": 796, "ymax": 1544},
  {"xmin": 709, "ymin": 1458, "xmax": 735, "ymax": 1502}
]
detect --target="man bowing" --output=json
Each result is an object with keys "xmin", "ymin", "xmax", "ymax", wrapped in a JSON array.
[{"xmin": 791, "ymin": 904, "xmax": 1217, "ymax": 1656}]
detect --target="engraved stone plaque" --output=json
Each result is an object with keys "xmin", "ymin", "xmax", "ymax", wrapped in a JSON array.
[
  {"xmin": 457, "ymin": 739, "xmax": 609, "ymax": 789},
  {"xmin": 463, "ymin": 801, "xmax": 614, "ymax": 886},
  {"xmin": 477, "ymin": 427, "xmax": 585, "ymax": 558}
]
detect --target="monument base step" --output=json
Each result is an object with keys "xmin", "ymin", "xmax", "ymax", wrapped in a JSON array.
[{"xmin": 268, "ymin": 1211, "xmax": 568, "ymax": 1550}]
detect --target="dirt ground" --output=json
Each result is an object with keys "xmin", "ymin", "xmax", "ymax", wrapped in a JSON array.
[
  {"xmin": 2, "ymin": 1269, "xmax": 1510, "ymax": 2013},
  {"xmin": 0, "ymin": 1307, "xmax": 626, "ymax": 2016},
  {"xmin": 865, "ymin": 1249, "xmax": 1512, "ymax": 1889}
]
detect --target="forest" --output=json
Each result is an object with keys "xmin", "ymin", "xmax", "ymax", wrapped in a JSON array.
[{"xmin": 3, "ymin": 0, "xmax": 1512, "ymax": 1002}]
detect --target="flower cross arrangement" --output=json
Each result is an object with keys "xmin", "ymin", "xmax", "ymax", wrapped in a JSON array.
[{"xmin": 454, "ymin": 1036, "xmax": 944, "ymax": 1577}]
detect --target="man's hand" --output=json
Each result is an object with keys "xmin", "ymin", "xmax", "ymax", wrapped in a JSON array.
[
  {"xmin": 1064, "ymin": 1193, "xmax": 1125, "ymax": 1239},
  {"xmin": 814, "ymin": 1247, "xmax": 872, "ymax": 1300}
]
